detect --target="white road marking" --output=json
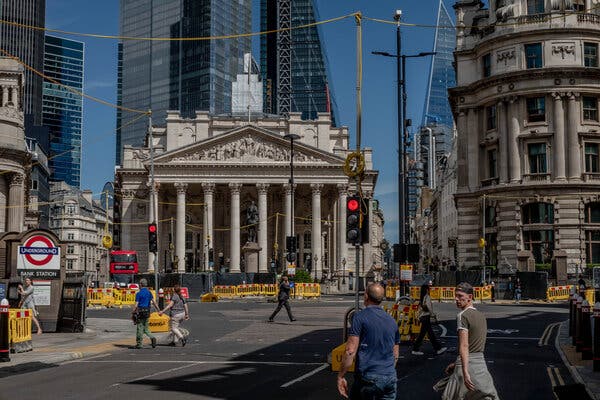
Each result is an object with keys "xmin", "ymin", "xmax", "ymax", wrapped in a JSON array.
[
  {"xmin": 554, "ymin": 367, "xmax": 565, "ymax": 386},
  {"xmin": 110, "ymin": 363, "xmax": 198, "ymax": 388},
  {"xmin": 547, "ymin": 367, "xmax": 557, "ymax": 388},
  {"xmin": 280, "ymin": 363, "xmax": 329, "ymax": 388},
  {"xmin": 444, "ymin": 335, "xmax": 539, "ymax": 340},
  {"xmin": 440, "ymin": 324, "xmax": 447, "ymax": 338},
  {"xmin": 76, "ymin": 360, "xmax": 325, "ymax": 366}
]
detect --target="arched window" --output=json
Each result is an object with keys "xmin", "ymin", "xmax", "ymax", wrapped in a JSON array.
[
  {"xmin": 521, "ymin": 202, "xmax": 554, "ymax": 264},
  {"xmin": 585, "ymin": 202, "xmax": 600, "ymax": 265}
]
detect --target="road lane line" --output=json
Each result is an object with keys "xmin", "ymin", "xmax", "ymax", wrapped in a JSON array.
[
  {"xmin": 75, "ymin": 360, "xmax": 325, "ymax": 366},
  {"xmin": 443, "ymin": 335, "xmax": 539, "ymax": 340},
  {"xmin": 554, "ymin": 367, "xmax": 565, "ymax": 386},
  {"xmin": 547, "ymin": 367, "xmax": 556, "ymax": 388},
  {"xmin": 110, "ymin": 363, "xmax": 199, "ymax": 387},
  {"xmin": 539, "ymin": 324, "xmax": 553, "ymax": 347},
  {"xmin": 440, "ymin": 324, "xmax": 447, "ymax": 338},
  {"xmin": 544, "ymin": 324, "xmax": 557, "ymax": 346},
  {"xmin": 280, "ymin": 363, "xmax": 329, "ymax": 388}
]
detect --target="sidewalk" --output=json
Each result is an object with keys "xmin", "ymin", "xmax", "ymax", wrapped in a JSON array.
[
  {"xmin": 556, "ymin": 320, "xmax": 600, "ymax": 399},
  {"xmin": 0, "ymin": 318, "xmax": 167, "ymax": 376}
]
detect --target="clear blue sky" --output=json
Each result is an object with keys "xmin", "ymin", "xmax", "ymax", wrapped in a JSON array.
[{"xmin": 46, "ymin": 0, "xmax": 458, "ymax": 244}]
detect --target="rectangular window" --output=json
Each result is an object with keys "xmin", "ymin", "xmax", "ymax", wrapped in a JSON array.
[
  {"xmin": 488, "ymin": 149, "xmax": 498, "ymax": 178},
  {"xmin": 486, "ymin": 105, "xmax": 497, "ymax": 130},
  {"xmin": 586, "ymin": 143, "xmax": 600, "ymax": 173},
  {"xmin": 525, "ymin": 43, "xmax": 543, "ymax": 69},
  {"xmin": 67, "ymin": 233, "xmax": 74, "ymax": 240},
  {"xmin": 68, "ymin": 219, "xmax": 74, "ymax": 226},
  {"xmin": 584, "ymin": 43, "xmax": 598, "ymax": 67},
  {"xmin": 586, "ymin": 230, "xmax": 600, "ymax": 264},
  {"xmin": 482, "ymin": 53, "xmax": 491, "ymax": 78},
  {"xmin": 523, "ymin": 230, "xmax": 554, "ymax": 264},
  {"xmin": 527, "ymin": 97, "xmax": 546, "ymax": 122},
  {"xmin": 527, "ymin": 0, "xmax": 545, "ymax": 14},
  {"xmin": 583, "ymin": 96, "xmax": 598, "ymax": 121},
  {"xmin": 528, "ymin": 143, "xmax": 547, "ymax": 173},
  {"xmin": 67, "ymin": 259, "xmax": 74, "ymax": 270},
  {"xmin": 67, "ymin": 245, "xmax": 74, "ymax": 254}
]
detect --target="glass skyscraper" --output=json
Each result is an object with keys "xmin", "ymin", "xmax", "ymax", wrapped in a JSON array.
[
  {"xmin": 43, "ymin": 35, "xmax": 84, "ymax": 188},
  {"xmin": 260, "ymin": 0, "xmax": 338, "ymax": 124},
  {"xmin": 0, "ymin": 0, "xmax": 46, "ymax": 125},
  {"xmin": 116, "ymin": 0, "xmax": 252, "ymax": 164}
]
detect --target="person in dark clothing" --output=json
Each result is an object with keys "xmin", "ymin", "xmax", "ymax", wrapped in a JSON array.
[
  {"xmin": 412, "ymin": 283, "xmax": 447, "ymax": 356},
  {"xmin": 268, "ymin": 276, "xmax": 296, "ymax": 322}
]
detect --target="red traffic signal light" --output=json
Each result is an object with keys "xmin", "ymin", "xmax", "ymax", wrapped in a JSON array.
[
  {"xmin": 347, "ymin": 198, "xmax": 359, "ymax": 212},
  {"xmin": 148, "ymin": 223, "xmax": 157, "ymax": 233}
]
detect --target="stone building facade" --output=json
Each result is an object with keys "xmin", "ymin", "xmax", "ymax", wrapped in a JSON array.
[
  {"xmin": 115, "ymin": 111, "xmax": 382, "ymax": 280},
  {"xmin": 450, "ymin": 1, "xmax": 600, "ymax": 272}
]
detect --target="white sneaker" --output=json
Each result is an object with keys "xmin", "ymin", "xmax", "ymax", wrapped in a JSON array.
[
  {"xmin": 412, "ymin": 350, "xmax": 424, "ymax": 356},
  {"xmin": 437, "ymin": 347, "xmax": 448, "ymax": 355}
]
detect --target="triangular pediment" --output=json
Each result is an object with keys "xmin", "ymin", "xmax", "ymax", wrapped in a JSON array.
[{"xmin": 153, "ymin": 125, "xmax": 345, "ymax": 165}]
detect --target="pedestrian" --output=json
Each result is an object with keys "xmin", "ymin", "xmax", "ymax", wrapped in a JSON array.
[
  {"xmin": 131, "ymin": 278, "xmax": 160, "ymax": 349},
  {"xmin": 159, "ymin": 285, "xmax": 190, "ymax": 346},
  {"xmin": 337, "ymin": 283, "xmax": 399, "ymax": 399},
  {"xmin": 17, "ymin": 278, "xmax": 42, "ymax": 335},
  {"xmin": 515, "ymin": 279, "xmax": 522, "ymax": 304},
  {"xmin": 439, "ymin": 282, "xmax": 498, "ymax": 399},
  {"xmin": 490, "ymin": 281, "xmax": 496, "ymax": 302},
  {"xmin": 268, "ymin": 275, "xmax": 296, "ymax": 322},
  {"xmin": 412, "ymin": 283, "xmax": 447, "ymax": 356}
]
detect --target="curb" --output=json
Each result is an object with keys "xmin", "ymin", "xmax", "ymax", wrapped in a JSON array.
[{"xmin": 555, "ymin": 321, "xmax": 598, "ymax": 400}]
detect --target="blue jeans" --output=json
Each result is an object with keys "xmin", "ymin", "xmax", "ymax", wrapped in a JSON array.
[{"xmin": 350, "ymin": 373, "xmax": 397, "ymax": 400}]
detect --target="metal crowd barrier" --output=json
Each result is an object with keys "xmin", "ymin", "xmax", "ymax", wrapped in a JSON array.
[
  {"xmin": 261, "ymin": 284, "xmax": 277, "ymax": 297},
  {"xmin": 9, "ymin": 309, "xmax": 32, "ymax": 352},
  {"xmin": 212, "ymin": 284, "xmax": 320, "ymax": 299},
  {"xmin": 385, "ymin": 285, "xmax": 398, "ymax": 300},
  {"xmin": 213, "ymin": 285, "xmax": 238, "ymax": 298}
]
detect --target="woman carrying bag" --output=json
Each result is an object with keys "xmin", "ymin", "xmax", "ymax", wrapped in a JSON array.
[
  {"xmin": 412, "ymin": 283, "xmax": 446, "ymax": 356},
  {"xmin": 159, "ymin": 285, "xmax": 190, "ymax": 346}
]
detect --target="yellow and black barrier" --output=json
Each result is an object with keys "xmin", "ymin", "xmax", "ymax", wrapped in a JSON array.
[
  {"xmin": 9, "ymin": 308, "xmax": 33, "ymax": 353},
  {"xmin": 148, "ymin": 312, "xmax": 170, "ymax": 333},
  {"xmin": 212, "ymin": 283, "xmax": 320, "ymax": 300},
  {"xmin": 547, "ymin": 285, "xmax": 575, "ymax": 302}
]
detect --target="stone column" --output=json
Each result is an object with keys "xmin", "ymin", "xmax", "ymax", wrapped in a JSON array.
[
  {"xmin": 497, "ymin": 100, "xmax": 509, "ymax": 184},
  {"xmin": 283, "ymin": 183, "xmax": 294, "ymax": 238},
  {"xmin": 457, "ymin": 110, "xmax": 469, "ymax": 188},
  {"xmin": 586, "ymin": 0, "xmax": 592, "ymax": 12},
  {"xmin": 120, "ymin": 190, "xmax": 135, "ymax": 249},
  {"xmin": 1, "ymin": 86, "xmax": 8, "ymax": 107},
  {"xmin": 202, "ymin": 182, "xmax": 215, "ymax": 271},
  {"xmin": 311, "ymin": 184, "xmax": 323, "ymax": 279},
  {"xmin": 337, "ymin": 184, "xmax": 348, "ymax": 274},
  {"xmin": 567, "ymin": 92, "xmax": 582, "ymax": 181},
  {"xmin": 229, "ymin": 183, "xmax": 242, "ymax": 273},
  {"xmin": 509, "ymin": 97, "xmax": 522, "ymax": 182},
  {"xmin": 175, "ymin": 182, "xmax": 187, "ymax": 273},
  {"xmin": 552, "ymin": 93, "xmax": 566, "ymax": 181},
  {"xmin": 257, "ymin": 183, "xmax": 269, "ymax": 272},
  {"xmin": 7, "ymin": 173, "xmax": 23, "ymax": 232}
]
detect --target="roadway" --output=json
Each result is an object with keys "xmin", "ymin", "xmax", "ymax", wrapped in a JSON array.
[{"xmin": 0, "ymin": 298, "xmax": 574, "ymax": 399}]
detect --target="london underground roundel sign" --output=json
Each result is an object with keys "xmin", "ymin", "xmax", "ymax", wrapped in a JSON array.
[{"xmin": 17, "ymin": 234, "xmax": 61, "ymax": 279}]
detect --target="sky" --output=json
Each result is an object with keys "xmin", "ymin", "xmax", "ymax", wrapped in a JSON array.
[{"xmin": 45, "ymin": 0, "xmax": 460, "ymax": 245}]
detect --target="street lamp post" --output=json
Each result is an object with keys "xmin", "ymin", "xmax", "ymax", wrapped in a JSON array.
[
  {"xmin": 372, "ymin": 12, "xmax": 436, "ymax": 265},
  {"xmin": 342, "ymin": 257, "xmax": 346, "ymax": 284},
  {"xmin": 284, "ymin": 133, "xmax": 300, "ymax": 268}
]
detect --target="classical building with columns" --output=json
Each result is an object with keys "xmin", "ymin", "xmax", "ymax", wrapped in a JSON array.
[
  {"xmin": 115, "ymin": 111, "xmax": 382, "ymax": 280},
  {"xmin": 450, "ymin": 1, "xmax": 600, "ymax": 272}
]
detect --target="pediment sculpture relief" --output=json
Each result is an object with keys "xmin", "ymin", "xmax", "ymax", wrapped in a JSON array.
[{"xmin": 171, "ymin": 134, "xmax": 322, "ymax": 163}]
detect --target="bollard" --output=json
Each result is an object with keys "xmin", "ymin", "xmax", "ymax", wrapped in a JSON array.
[
  {"xmin": 570, "ymin": 290, "xmax": 577, "ymax": 338},
  {"xmin": 0, "ymin": 299, "xmax": 9, "ymax": 362},
  {"xmin": 581, "ymin": 300, "xmax": 593, "ymax": 360},
  {"xmin": 576, "ymin": 295, "xmax": 584, "ymax": 351},
  {"xmin": 594, "ymin": 302, "xmax": 600, "ymax": 372},
  {"xmin": 158, "ymin": 288, "xmax": 164, "ymax": 310}
]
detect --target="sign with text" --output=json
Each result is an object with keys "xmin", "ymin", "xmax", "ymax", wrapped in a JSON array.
[
  {"xmin": 17, "ymin": 235, "xmax": 61, "ymax": 279},
  {"xmin": 33, "ymin": 280, "xmax": 51, "ymax": 306},
  {"xmin": 400, "ymin": 264, "xmax": 413, "ymax": 282},
  {"xmin": 0, "ymin": 282, "xmax": 5, "ymax": 301}
]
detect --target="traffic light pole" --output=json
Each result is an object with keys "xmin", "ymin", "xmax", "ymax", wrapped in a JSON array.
[
  {"xmin": 148, "ymin": 110, "xmax": 158, "ymax": 295},
  {"xmin": 355, "ymin": 244, "xmax": 360, "ymax": 311}
]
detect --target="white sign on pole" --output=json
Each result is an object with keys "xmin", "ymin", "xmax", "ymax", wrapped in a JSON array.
[
  {"xmin": 17, "ymin": 235, "xmax": 61, "ymax": 279},
  {"xmin": 33, "ymin": 280, "xmax": 51, "ymax": 306},
  {"xmin": 400, "ymin": 264, "xmax": 413, "ymax": 281}
]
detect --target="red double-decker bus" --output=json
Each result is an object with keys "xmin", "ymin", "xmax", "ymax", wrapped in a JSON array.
[{"xmin": 109, "ymin": 250, "xmax": 138, "ymax": 287}]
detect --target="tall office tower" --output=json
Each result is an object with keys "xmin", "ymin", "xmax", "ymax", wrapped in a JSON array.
[
  {"xmin": 43, "ymin": 35, "xmax": 84, "ymax": 187},
  {"xmin": 116, "ymin": 0, "xmax": 252, "ymax": 164},
  {"xmin": 260, "ymin": 0, "xmax": 338, "ymax": 124},
  {"xmin": 0, "ymin": 0, "xmax": 46, "ymax": 125}
]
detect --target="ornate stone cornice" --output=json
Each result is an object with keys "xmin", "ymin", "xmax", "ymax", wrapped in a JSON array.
[
  {"xmin": 120, "ymin": 190, "xmax": 136, "ymax": 199},
  {"xmin": 9, "ymin": 172, "xmax": 23, "ymax": 186}
]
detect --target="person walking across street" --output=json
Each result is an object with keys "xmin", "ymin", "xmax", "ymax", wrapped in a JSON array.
[
  {"xmin": 18, "ymin": 278, "xmax": 42, "ymax": 334},
  {"xmin": 337, "ymin": 283, "xmax": 400, "ymax": 400},
  {"xmin": 131, "ymin": 279, "xmax": 160, "ymax": 349},
  {"xmin": 515, "ymin": 279, "xmax": 522, "ymax": 304},
  {"xmin": 440, "ymin": 282, "xmax": 498, "ymax": 400},
  {"xmin": 268, "ymin": 276, "xmax": 296, "ymax": 322},
  {"xmin": 412, "ymin": 283, "xmax": 447, "ymax": 356},
  {"xmin": 159, "ymin": 285, "xmax": 190, "ymax": 346}
]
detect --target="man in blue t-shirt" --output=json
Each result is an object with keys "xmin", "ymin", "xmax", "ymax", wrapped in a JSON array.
[
  {"xmin": 337, "ymin": 283, "xmax": 400, "ymax": 400},
  {"xmin": 132, "ymin": 279, "xmax": 160, "ymax": 349}
]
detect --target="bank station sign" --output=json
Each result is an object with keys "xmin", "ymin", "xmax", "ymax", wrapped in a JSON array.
[{"xmin": 17, "ymin": 235, "xmax": 61, "ymax": 279}]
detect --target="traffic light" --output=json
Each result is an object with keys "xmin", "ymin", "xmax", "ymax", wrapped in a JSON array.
[
  {"xmin": 346, "ymin": 196, "xmax": 361, "ymax": 244},
  {"xmin": 148, "ymin": 222, "xmax": 158, "ymax": 253},
  {"xmin": 286, "ymin": 235, "xmax": 297, "ymax": 253},
  {"xmin": 286, "ymin": 252, "xmax": 296, "ymax": 263},
  {"xmin": 208, "ymin": 248, "xmax": 214, "ymax": 263}
]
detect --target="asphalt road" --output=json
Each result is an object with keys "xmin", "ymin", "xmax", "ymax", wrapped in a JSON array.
[{"xmin": 0, "ymin": 298, "xmax": 574, "ymax": 400}]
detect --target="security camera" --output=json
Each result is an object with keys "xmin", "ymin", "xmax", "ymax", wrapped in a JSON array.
[{"xmin": 394, "ymin": 10, "xmax": 402, "ymax": 21}]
